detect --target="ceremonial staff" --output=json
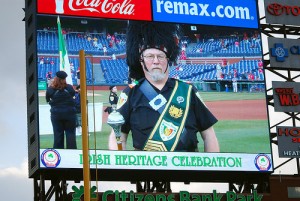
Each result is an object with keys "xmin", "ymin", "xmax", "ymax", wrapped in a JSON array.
[{"xmin": 107, "ymin": 105, "xmax": 125, "ymax": 150}]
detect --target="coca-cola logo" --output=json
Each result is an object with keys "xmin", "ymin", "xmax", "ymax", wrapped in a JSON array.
[
  {"xmin": 267, "ymin": 3, "xmax": 300, "ymax": 16},
  {"xmin": 68, "ymin": 0, "xmax": 135, "ymax": 15}
]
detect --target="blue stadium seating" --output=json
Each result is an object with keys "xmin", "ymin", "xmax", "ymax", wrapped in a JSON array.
[
  {"xmin": 38, "ymin": 57, "xmax": 264, "ymax": 85},
  {"xmin": 101, "ymin": 59, "xmax": 128, "ymax": 84},
  {"xmin": 37, "ymin": 30, "xmax": 126, "ymax": 56},
  {"xmin": 37, "ymin": 30, "xmax": 264, "ymax": 85},
  {"xmin": 38, "ymin": 56, "xmax": 92, "ymax": 84},
  {"xmin": 169, "ymin": 59, "xmax": 264, "ymax": 82}
]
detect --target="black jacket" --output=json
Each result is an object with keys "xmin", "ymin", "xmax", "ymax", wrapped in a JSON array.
[{"xmin": 46, "ymin": 84, "xmax": 76, "ymax": 114}]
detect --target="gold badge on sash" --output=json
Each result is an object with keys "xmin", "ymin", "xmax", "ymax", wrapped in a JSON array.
[{"xmin": 169, "ymin": 105, "xmax": 183, "ymax": 119}]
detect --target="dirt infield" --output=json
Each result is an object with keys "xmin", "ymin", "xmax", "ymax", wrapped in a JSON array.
[{"xmin": 206, "ymin": 99, "xmax": 268, "ymax": 120}]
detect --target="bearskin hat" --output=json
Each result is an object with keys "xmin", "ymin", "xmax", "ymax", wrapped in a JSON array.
[{"xmin": 126, "ymin": 21, "xmax": 181, "ymax": 80}]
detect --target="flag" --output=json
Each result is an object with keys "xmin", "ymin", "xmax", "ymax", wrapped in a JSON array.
[{"xmin": 57, "ymin": 16, "xmax": 73, "ymax": 85}]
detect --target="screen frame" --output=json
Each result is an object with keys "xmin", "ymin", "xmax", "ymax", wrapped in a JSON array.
[{"xmin": 27, "ymin": 0, "xmax": 274, "ymax": 182}]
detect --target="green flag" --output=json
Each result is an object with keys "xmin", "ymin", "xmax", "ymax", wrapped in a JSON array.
[{"xmin": 57, "ymin": 16, "xmax": 73, "ymax": 84}]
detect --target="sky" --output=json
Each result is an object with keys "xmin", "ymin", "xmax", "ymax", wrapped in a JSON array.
[
  {"xmin": 0, "ymin": 0, "xmax": 298, "ymax": 200},
  {"xmin": 0, "ymin": 0, "xmax": 33, "ymax": 200}
]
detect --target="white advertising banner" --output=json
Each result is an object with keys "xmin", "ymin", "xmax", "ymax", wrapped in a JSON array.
[
  {"xmin": 40, "ymin": 149, "xmax": 273, "ymax": 172},
  {"xmin": 39, "ymin": 103, "xmax": 103, "ymax": 134}
]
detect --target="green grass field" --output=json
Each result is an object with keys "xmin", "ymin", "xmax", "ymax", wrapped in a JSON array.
[
  {"xmin": 39, "ymin": 90, "xmax": 271, "ymax": 153},
  {"xmin": 212, "ymin": 120, "xmax": 270, "ymax": 153},
  {"xmin": 39, "ymin": 90, "xmax": 266, "ymax": 104}
]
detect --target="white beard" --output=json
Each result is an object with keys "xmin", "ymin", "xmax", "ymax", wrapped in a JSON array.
[{"xmin": 149, "ymin": 70, "xmax": 166, "ymax": 82}]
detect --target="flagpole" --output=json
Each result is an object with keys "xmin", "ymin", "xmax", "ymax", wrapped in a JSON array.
[{"xmin": 79, "ymin": 49, "xmax": 91, "ymax": 201}]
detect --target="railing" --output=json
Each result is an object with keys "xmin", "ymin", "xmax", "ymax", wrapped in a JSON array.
[
  {"xmin": 178, "ymin": 58, "xmax": 224, "ymax": 65},
  {"xmin": 193, "ymin": 80, "xmax": 265, "ymax": 92}
]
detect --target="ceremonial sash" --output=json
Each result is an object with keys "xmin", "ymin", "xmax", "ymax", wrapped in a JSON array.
[
  {"xmin": 143, "ymin": 80, "xmax": 192, "ymax": 151},
  {"xmin": 139, "ymin": 79, "xmax": 166, "ymax": 114}
]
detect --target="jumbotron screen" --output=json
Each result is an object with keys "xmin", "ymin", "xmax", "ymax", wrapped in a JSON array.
[{"xmin": 35, "ymin": 0, "xmax": 273, "ymax": 181}]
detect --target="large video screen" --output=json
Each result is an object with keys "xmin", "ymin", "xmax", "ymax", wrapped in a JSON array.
[{"xmin": 35, "ymin": 0, "xmax": 273, "ymax": 181}]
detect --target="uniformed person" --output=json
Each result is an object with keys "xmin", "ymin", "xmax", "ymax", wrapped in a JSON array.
[
  {"xmin": 108, "ymin": 85, "xmax": 118, "ymax": 106},
  {"xmin": 104, "ymin": 85, "xmax": 118, "ymax": 114},
  {"xmin": 108, "ymin": 21, "xmax": 219, "ymax": 152},
  {"xmin": 46, "ymin": 71, "xmax": 77, "ymax": 149}
]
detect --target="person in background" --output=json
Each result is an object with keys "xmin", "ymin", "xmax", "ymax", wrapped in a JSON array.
[
  {"xmin": 104, "ymin": 85, "xmax": 118, "ymax": 114},
  {"xmin": 232, "ymin": 76, "xmax": 238, "ymax": 93},
  {"xmin": 74, "ymin": 85, "xmax": 82, "ymax": 135},
  {"xmin": 76, "ymin": 67, "xmax": 80, "ymax": 85},
  {"xmin": 108, "ymin": 21, "xmax": 219, "ymax": 153},
  {"xmin": 46, "ymin": 71, "xmax": 77, "ymax": 149},
  {"xmin": 40, "ymin": 57, "xmax": 45, "ymax": 65},
  {"xmin": 46, "ymin": 71, "xmax": 52, "ymax": 87},
  {"xmin": 103, "ymin": 46, "xmax": 107, "ymax": 56},
  {"xmin": 216, "ymin": 63, "xmax": 223, "ymax": 80}
]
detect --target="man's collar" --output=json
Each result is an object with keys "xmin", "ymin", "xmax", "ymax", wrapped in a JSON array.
[{"xmin": 142, "ymin": 77, "xmax": 172, "ymax": 91}]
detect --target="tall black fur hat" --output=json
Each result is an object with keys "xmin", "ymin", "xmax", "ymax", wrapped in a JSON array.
[{"xmin": 126, "ymin": 21, "xmax": 181, "ymax": 80}]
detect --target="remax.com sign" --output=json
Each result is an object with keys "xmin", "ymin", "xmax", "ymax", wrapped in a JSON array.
[
  {"xmin": 152, "ymin": 0, "xmax": 258, "ymax": 28},
  {"xmin": 37, "ymin": 0, "xmax": 259, "ymax": 28}
]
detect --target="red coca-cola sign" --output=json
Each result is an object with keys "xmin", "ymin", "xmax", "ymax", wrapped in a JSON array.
[
  {"xmin": 37, "ymin": 0, "xmax": 152, "ymax": 21},
  {"xmin": 267, "ymin": 3, "xmax": 300, "ymax": 16}
]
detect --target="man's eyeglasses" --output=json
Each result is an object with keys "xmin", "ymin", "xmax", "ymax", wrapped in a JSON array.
[{"xmin": 143, "ymin": 54, "xmax": 167, "ymax": 62}]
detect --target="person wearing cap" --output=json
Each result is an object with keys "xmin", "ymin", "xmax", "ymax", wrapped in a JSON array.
[
  {"xmin": 46, "ymin": 70, "xmax": 77, "ymax": 149},
  {"xmin": 108, "ymin": 21, "xmax": 219, "ymax": 152},
  {"xmin": 104, "ymin": 85, "xmax": 118, "ymax": 114}
]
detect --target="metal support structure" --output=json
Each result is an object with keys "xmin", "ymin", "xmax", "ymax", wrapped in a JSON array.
[
  {"xmin": 227, "ymin": 18, "xmax": 300, "ymax": 194},
  {"xmin": 260, "ymin": 12, "xmax": 300, "ymax": 182},
  {"xmin": 33, "ymin": 173, "xmax": 68, "ymax": 201},
  {"xmin": 229, "ymin": 179, "xmax": 270, "ymax": 194},
  {"xmin": 135, "ymin": 181, "xmax": 172, "ymax": 193}
]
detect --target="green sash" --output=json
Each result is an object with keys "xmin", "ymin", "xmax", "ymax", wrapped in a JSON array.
[{"xmin": 143, "ymin": 80, "xmax": 192, "ymax": 151}]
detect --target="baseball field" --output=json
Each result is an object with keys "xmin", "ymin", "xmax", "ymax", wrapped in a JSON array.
[{"xmin": 39, "ymin": 90, "xmax": 271, "ymax": 153}]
